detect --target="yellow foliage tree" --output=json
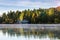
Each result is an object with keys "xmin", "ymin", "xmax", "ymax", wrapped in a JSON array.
[
  {"xmin": 48, "ymin": 8, "xmax": 54, "ymax": 16},
  {"xmin": 19, "ymin": 12, "xmax": 24, "ymax": 21}
]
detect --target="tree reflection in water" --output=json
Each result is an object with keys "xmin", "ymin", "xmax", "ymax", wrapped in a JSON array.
[{"xmin": 0, "ymin": 28, "xmax": 60, "ymax": 39}]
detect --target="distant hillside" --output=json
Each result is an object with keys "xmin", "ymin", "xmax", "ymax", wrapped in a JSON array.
[
  {"xmin": 56, "ymin": 6, "xmax": 60, "ymax": 11},
  {"xmin": 0, "ymin": 7, "xmax": 60, "ymax": 24}
]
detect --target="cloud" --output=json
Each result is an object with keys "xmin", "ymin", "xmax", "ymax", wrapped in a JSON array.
[
  {"xmin": 0, "ymin": 0, "xmax": 57, "ymax": 8},
  {"xmin": 0, "ymin": 0, "xmax": 59, "ymax": 15},
  {"xmin": 55, "ymin": 0, "xmax": 60, "ymax": 6}
]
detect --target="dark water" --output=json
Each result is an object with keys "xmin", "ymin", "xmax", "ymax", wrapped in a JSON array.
[{"xmin": 0, "ymin": 28, "xmax": 60, "ymax": 40}]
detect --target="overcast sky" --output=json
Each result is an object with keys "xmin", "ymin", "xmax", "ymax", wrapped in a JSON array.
[{"xmin": 0, "ymin": 0, "xmax": 60, "ymax": 15}]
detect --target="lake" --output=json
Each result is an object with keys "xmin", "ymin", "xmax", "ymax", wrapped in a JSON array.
[{"xmin": 0, "ymin": 24, "xmax": 60, "ymax": 40}]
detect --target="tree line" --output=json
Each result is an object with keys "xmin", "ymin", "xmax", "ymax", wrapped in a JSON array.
[{"xmin": 0, "ymin": 7, "xmax": 60, "ymax": 24}]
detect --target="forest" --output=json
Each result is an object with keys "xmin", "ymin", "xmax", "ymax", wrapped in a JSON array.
[{"xmin": 0, "ymin": 6, "xmax": 60, "ymax": 24}]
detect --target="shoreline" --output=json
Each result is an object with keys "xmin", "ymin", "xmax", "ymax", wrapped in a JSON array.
[{"xmin": 0, "ymin": 24, "xmax": 60, "ymax": 30}]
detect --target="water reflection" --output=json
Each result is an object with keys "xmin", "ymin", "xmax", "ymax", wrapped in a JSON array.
[{"xmin": 0, "ymin": 28, "xmax": 60, "ymax": 40}]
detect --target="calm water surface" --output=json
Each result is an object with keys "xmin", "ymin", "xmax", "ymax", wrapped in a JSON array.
[
  {"xmin": 0, "ymin": 24, "xmax": 60, "ymax": 40},
  {"xmin": 0, "ymin": 28, "xmax": 60, "ymax": 40}
]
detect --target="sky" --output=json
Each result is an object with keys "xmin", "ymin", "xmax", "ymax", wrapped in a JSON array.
[{"xmin": 0, "ymin": 0, "xmax": 60, "ymax": 15}]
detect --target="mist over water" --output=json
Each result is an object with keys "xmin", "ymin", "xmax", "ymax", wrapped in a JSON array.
[{"xmin": 0, "ymin": 24, "xmax": 60, "ymax": 40}]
